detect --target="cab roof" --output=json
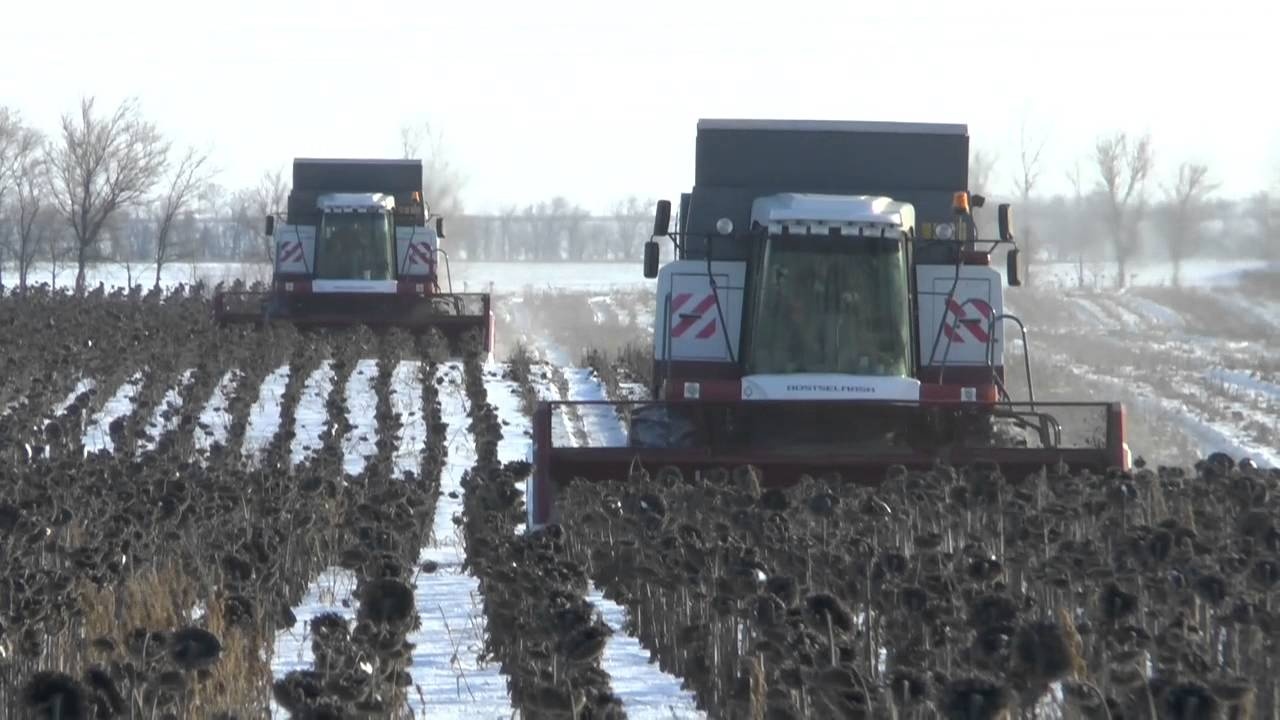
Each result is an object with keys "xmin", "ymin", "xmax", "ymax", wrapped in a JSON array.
[
  {"xmin": 751, "ymin": 193, "xmax": 915, "ymax": 231},
  {"xmin": 316, "ymin": 192, "xmax": 396, "ymax": 212}
]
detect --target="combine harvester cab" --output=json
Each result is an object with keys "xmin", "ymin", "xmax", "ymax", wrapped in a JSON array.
[
  {"xmin": 528, "ymin": 119, "xmax": 1129, "ymax": 528},
  {"xmin": 213, "ymin": 158, "xmax": 493, "ymax": 353}
]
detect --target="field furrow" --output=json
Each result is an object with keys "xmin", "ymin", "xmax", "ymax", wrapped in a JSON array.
[
  {"xmin": 82, "ymin": 370, "xmax": 145, "ymax": 453},
  {"xmin": 290, "ymin": 360, "xmax": 334, "ymax": 467},
  {"xmin": 407, "ymin": 361, "xmax": 513, "ymax": 716},
  {"xmin": 194, "ymin": 368, "xmax": 240, "ymax": 456},
  {"xmin": 341, "ymin": 358, "xmax": 380, "ymax": 477},
  {"xmin": 242, "ymin": 364, "xmax": 291, "ymax": 461}
]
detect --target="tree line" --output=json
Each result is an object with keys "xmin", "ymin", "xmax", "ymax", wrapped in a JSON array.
[
  {"xmin": 2, "ymin": 98, "xmax": 1278, "ymax": 291},
  {"xmin": 970, "ymin": 125, "xmax": 1279, "ymax": 288}
]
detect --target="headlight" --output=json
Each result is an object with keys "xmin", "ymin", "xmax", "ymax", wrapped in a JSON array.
[
  {"xmin": 715, "ymin": 217, "xmax": 734, "ymax": 235},
  {"xmin": 935, "ymin": 222, "xmax": 955, "ymax": 241}
]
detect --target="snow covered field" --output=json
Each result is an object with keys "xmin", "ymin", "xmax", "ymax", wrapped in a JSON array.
[
  {"xmin": 3, "ymin": 260, "xmax": 650, "ymax": 294},
  {"xmin": 3, "ymin": 252, "xmax": 1277, "ymax": 717},
  {"xmin": 6, "ymin": 257, "xmax": 1271, "ymax": 295}
]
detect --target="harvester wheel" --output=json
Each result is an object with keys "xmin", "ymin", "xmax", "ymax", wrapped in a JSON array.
[{"xmin": 628, "ymin": 405, "xmax": 698, "ymax": 449}]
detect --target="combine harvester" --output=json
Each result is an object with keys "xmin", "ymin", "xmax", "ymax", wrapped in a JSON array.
[
  {"xmin": 529, "ymin": 119, "xmax": 1130, "ymax": 527},
  {"xmin": 214, "ymin": 158, "xmax": 494, "ymax": 352}
]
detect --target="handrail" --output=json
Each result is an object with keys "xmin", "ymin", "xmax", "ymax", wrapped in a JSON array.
[{"xmin": 985, "ymin": 312, "xmax": 1036, "ymax": 412}]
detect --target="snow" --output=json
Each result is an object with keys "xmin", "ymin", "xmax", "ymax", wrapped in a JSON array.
[
  {"xmin": 5, "ymin": 261, "xmax": 273, "ymax": 291},
  {"xmin": 482, "ymin": 361, "xmax": 532, "ymax": 466},
  {"xmin": 1206, "ymin": 368, "xmax": 1280, "ymax": 403},
  {"xmin": 243, "ymin": 365, "xmax": 291, "ymax": 461},
  {"xmin": 1031, "ymin": 259, "xmax": 1271, "ymax": 289},
  {"xmin": 1052, "ymin": 355, "xmax": 1279, "ymax": 468},
  {"xmin": 1068, "ymin": 297, "xmax": 1120, "ymax": 332},
  {"xmin": 341, "ymin": 359, "xmax": 379, "ymax": 477},
  {"xmin": 290, "ymin": 362, "xmax": 334, "ymax": 467},
  {"xmin": 140, "ymin": 369, "xmax": 196, "ymax": 453},
  {"xmin": 529, "ymin": 363, "xmax": 577, "ymax": 448},
  {"xmin": 564, "ymin": 367, "xmax": 628, "ymax": 447},
  {"xmin": 1210, "ymin": 290, "xmax": 1280, "ymax": 334},
  {"xmin": 55, "ymin": 378, "xmax": 96, "ymax": 418},
  {"xmin": 8, "ymin": 258, "xmax": 1272, "ymax": 297},
  {"xmin": 268, "ymin": 568, "xmax": 360, "ymax": 718},
  {"xmin": 450, "ymin": 262, "xmax": 649, "ymax": 293},
  {"xmin": 558, "ymin": 366, "xmax": 704, "ymax": 719},
  {"xmin": 586, "ymin": 587, "xmax": 706, "ymax": 720},
  {"xmin": 481, "ymin": 361, "xmax": 531, "ymax": 534},
  {"xmin": 1118, "ymin": 295, "xmax": 1186, "ymax": 330},
  {"xmin": 83, "ymin": 371, "xmax": 145, "ymax": 454},
  {"xmin": 406, "ymin": 362, "xmax": 512, "ymax": 718},
  {"xmin": 391, "ymin": 360, "xmax": 426, "ymax": 477},
  {"xmin": 194, "ymin": 370, "xmax": 239, "ymax": 456}
]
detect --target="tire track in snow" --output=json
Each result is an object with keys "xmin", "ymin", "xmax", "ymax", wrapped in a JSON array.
[{"xmin": 406, "ymin": 361, "xmax": 512, "ymax": 718}]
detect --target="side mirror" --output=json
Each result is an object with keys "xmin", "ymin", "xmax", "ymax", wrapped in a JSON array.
[
  {"xmin": 998, "ymin": 203, "xmax": 1014, "ymax": 242},
  {"xmin": 971, "ymin": 194, "xmax": 987, "ymax": 209},
  {"xmin": 264, "ymin": 215, "xmax": 275, "ymax": 236},
  {"xmin": 1006, "ymin": 247, "xmax": 1022, "ymax": 287},
  {"xmin": 653, "ymin": 200, "xmax": 672, "ymax": 237},
  {"xmin": 435, "ymin": 216, "xmax": 446, "ymax": 239},
  {"xmin": 643, "ymin": 240, "xmax": 660, "ymax": 279}
]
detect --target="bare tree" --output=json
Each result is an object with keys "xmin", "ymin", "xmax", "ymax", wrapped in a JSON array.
[
  {"xmin": 0, "ymin": 108, "xmax": 27, "ymax": 289},
  {"xmin": 152, "ymin": 147, "xmax": 212, "ymax": 287},
  {"xmin": 47, "ymin": 218, "xmax": 73, "ymax": 288},
  {"xmin": 1065, "ymin": 161, "xmax": 1092, "ymax": 288},
  {"xmin": 969, "ymin": 148, "xmax": 998, "ymax": 198},
  {"xmin": 45, "ymin": 97, "xmax": 169, "ymax": 292},
  {"xmin": 1095, "ymin": 132, "xmax": 1153, "ymax": 288},
  {"xmin": 1012, "ymin": 122, "xmax": 1047, "ymax": 286},
  {"xmin": 612, "ymin": 196, "xmax": 652, "ymax": 260},
  {"xmin": 1159, "ymin": 162, "xmax": 1217, "ymax": 287},
  {"xmin": 252, "ymin": 168, "xmax": 288, "ymax": 264},
  {"xmin": 400, "ymin": 121, "xmax": 466, "ymax": 217},
  {"xmin": 12, "ymin": 130, "xmax": 51, "ymax": 290},
  {"xmin": 0, "ymin": 107, "xmax": 21, "ymax": 205},
  {"xmin": 1247, "ymin": 192, "xmax": 1278, "ymax": 262}
]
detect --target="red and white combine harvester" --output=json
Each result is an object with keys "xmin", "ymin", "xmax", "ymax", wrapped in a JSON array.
[
  {"xmin": 528, "ymin": 119, "xmax": 1130, "ymax": 527},
  {"xmin": 214, "ymin": 158, "xmax": 493, "ymax": 352}
]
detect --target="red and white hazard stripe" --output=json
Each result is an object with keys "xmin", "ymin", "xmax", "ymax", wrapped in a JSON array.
[
  {"xmin": 941, "ymin": 298, "xmax": 993, "ymax": 344},
  {"xmin": 669, "ymin": 292, "xmax": 719, "ymax": 339}
]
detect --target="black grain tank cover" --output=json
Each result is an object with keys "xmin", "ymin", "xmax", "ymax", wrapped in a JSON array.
[
  {"xmin": 287, "ymin": 158, "xmax": 425, "ymax": 224},
  {"xmin": 681, "ymin": 120, "xmax": 969, "ymax": 260}
]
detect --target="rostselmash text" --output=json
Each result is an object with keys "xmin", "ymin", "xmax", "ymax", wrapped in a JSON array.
[{"xmin": 785, "ymin": 384, "xmax": 875, "ymax": 394}]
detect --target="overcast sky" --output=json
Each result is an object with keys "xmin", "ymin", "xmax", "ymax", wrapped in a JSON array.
[{"xmin": 3, "ymin": 0, "xmax": 1277, "ymax": 213}]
